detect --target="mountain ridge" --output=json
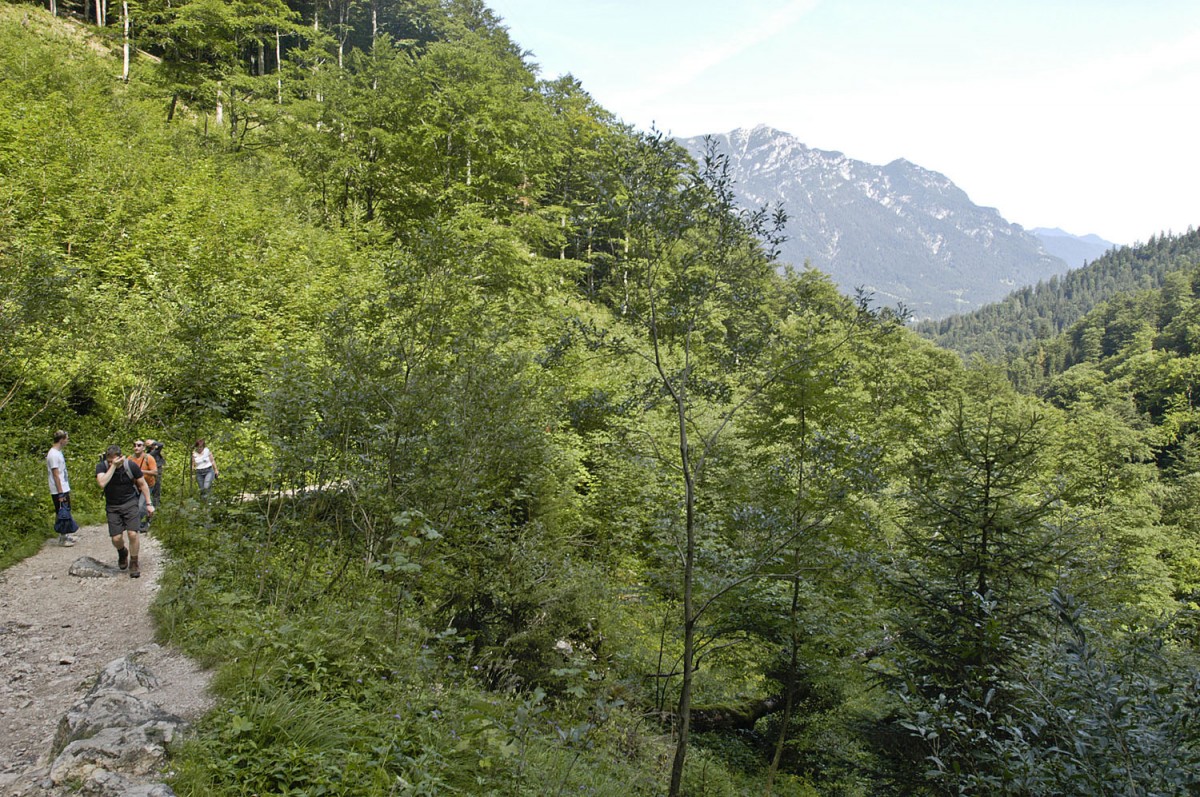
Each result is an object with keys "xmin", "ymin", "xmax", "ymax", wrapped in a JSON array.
[
  {"xmin": 681, "ymin": 125, "xmax": 1068, "ymax": 319},
  {"xmin": 1030, "ymin": 227, "xmax": 1117, "ymax": 267},
  {"xmin": 916, "ymin": 229, "xmax": 1200, "ymax": 360}
]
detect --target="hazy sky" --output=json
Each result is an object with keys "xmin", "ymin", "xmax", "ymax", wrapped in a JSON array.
[{"xmin": 486, "ymin": 0, "xmax": 1200, "ymax": 245}]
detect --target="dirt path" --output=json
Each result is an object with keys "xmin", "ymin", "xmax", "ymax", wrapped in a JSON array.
[{"xmin": 0, "ymin": 525, "xmax": 213, "ymax": 786}]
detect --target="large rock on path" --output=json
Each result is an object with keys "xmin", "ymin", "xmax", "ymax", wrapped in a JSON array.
[
  {"xmin": 67, "ymin": 557, "xmax": 122, "ymax": 579},
  {"xmin": 5, "ymin": 653, "xmax": 184, "ymax": 796}
]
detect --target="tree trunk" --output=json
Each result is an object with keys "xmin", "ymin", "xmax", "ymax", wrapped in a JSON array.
[
  {"xmin": 227, "ymin": 85, "xmax": 238, "ymax": 144},
  {"xmin": 276, "ymin": 30, "xmax": 283, "ymax": 103},
  {"xmin": 769, "ymin": 410, "xmax": 810, "ymax": 793},
  {"xmin": 668, "ymin": 391, "xmax": 696, "ymax": 797},
  {"xmin": 765, "ymin": 568, "xmax": 802, "ymax": 795},
  {"xmin": 121, "ymin": 1, "xmax": 129, "ymax": 82},
  {"xmin": 337, "ymin": 1, "xmax": 347, "ymax": 69}
]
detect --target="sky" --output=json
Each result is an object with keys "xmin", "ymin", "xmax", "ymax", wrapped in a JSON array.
[{"xmin": 485, "ymin": 0, "xmax": 1200, "ymax": 245}]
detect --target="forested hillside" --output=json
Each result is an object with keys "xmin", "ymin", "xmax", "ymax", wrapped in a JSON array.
[
  {"xmin": 918, "ymin": 229, "xmax": 1200, "ymax": 359},
  {"xmin": 1006, "ymin": 254, "xmax": 1200, "ymax": 455},
  {"xmin": 4, "ymin": 2, "xmax": 1200, "ymax": 795}
]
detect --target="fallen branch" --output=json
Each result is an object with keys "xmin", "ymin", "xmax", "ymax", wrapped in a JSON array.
[{"xmin": 690, "ymin": 695, "xmax": 785, "ymax": 732}]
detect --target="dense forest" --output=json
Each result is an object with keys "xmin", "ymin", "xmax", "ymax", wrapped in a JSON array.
[
  {"xmin": 4, "ymin": 1, "xmax": 1200, "ymax": 795},
  {"xmin": 918, "ymin": 229, "xmax": 1200, "ymax": 359}
]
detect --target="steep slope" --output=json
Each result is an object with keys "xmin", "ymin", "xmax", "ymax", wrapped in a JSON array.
[
  {"xmin": 918, "ymin": 229, "xmax": 1200, "ymax": 360},
  {"xmin": 681, "ymin": 125, "xmax": 1067, "ymax": 319}
]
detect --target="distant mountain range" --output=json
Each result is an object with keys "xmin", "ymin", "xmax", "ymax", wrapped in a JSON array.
[
  {"xmin": 1029, "ymin": 228, "xmax": 1116, "ymax": 268},
  {"xmin": 679, "ymin": 126, "xmax": 1110, "ymax": 320}
]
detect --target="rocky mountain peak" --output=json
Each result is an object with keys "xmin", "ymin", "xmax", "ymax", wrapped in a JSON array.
[{"xmin": 680, "ymin": 128, "xmax": 1067, "ymax": 319}]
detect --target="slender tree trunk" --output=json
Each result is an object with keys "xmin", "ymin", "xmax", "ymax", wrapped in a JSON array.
[
  {"xmin": 337, "ymin": 1, "xmax": 347, "ymax": 69},
  {"xmin": 258, "ymin": 40, "xmax": 266, "ymax": 77},
  {"xmin": 668, "ymin": 389, "xmax": 696, "ymax": 797},
  {"xmin": 227, "ymin": 85, "xmax": 238, "ymax": 144},
  {"xmin": 276, "ymin": 30, "xmax": 283, "ymax": 103},
  {"xmin": 121, "ymin": 1, "xmax": 129, "ymax": 82},
  {"xmin": 767, "ymin": 404, "xmax": 812, "ymax": 793},
  {"xmin": 215, "ymin": 82, "xmax": 224, "ymax": 127},
  {"xmin": 765, "ymin": 564, "xmax": 802, "ymax": 795},
  {"xmin": 49, "ymin": 0, "xmax": 57, "ymax": 17}
]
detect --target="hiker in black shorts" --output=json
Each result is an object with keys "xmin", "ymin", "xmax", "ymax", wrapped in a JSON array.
[{"xmin": 95, "ymin": 445, "xmax": 155, "ymax": 578}]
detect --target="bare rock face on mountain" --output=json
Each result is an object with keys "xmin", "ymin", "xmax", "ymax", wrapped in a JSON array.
[{"xmin": 680, "ymin": 126, "xmax": 1068, "ymax": 319}]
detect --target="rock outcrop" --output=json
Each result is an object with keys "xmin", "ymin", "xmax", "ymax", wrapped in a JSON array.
[{"xmin": 4, "ymin": 651, "xmax": 188, "ymax": 797}]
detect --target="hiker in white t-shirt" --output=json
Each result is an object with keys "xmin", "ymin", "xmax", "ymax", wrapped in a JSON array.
[
  {"xmin": 46, "ymin": 430, "xmax": 75, "ymax": 547},
  {"xmin": 192, "ymin": 438, "xmax": 219, "ymax": 498}
]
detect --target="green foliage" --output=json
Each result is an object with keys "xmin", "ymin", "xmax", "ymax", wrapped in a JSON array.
[
  {"xmin": 920, "ymin": 229, "xmax": 1200, "ymax": 361},
  {"xmin": 10, "ymin": 4, "xmax": 1200, "ymax": 796},
  {"xmin": 0, "ymin": 460, "xmax": 53, "ymax": 569},
  {"xmin": 903, "ymin": 592, "xmax": 1200, "ymax": 796},
  {"xmin": 880, "ymin": 371, "xmax": 1073, "ymax": 788}
]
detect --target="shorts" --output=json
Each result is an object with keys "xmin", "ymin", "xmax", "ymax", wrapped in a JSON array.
[{"xmin": 106, "ymin": 499, "xmax": 141, "ymax": 537}]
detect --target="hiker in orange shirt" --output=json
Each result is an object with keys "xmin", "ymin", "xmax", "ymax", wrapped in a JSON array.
[{"xmin": 127, "ymin": 439, "xmax": 159, "ymax": 533}]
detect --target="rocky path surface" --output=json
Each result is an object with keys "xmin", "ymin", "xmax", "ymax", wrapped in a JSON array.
[{"xmin": 0, "ymin": 525, "xmax": 213, "ymax": 794}]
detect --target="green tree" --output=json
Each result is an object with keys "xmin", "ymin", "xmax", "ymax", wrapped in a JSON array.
[
  {"xmin": 739, "ymin": 270, "xmax": 885, "ymax": 793},
  {"xmin": 885, "ymin": 371, "xmax": 1068, "ymax": 791},
  {"xmin": 141, "ymin": 0, "xmax": 302, "ymax": 131},
  {"xmin": 594, "ymin": 131, "xmax": 796, "ymax": 795}
]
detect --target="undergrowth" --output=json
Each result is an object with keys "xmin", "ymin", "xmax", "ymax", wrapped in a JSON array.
[{"xmin": 150, "ymin": 501, "xmax": 719, "ymax": 796}]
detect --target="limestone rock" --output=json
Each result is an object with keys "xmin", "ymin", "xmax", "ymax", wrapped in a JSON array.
[
  {"xmin": 68, "ymin": 557, "xmax": 121, "ymax": 579},
  {"xmin": 95, "ymin": 655, "xmax": 160, "ymax": 694},
  {"xmin": 49, "ymin": 720, "xmax": 180, "ymax": 784},
  {"xmin": 33, "ymin": 654, "xmax": 189, "ymax": 797},
  {"xmin": 53, "ymin": 691, "xmax": 179, "ymax": 756}
]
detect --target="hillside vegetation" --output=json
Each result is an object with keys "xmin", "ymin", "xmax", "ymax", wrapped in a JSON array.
[
  {"xmin": 918, "ymin": 229, "xmax": 1200, "ymax": 359},
  {"xmin": 4, "ymin": 2, "xmax": 1200, "ymax": 795}
]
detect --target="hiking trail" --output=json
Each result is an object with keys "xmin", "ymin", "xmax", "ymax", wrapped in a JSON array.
[{"xmin": 0, "ymin": 525, "xmax": 213, "ymax": 793}]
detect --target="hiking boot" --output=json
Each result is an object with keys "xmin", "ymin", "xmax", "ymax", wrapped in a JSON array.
[
  {"xmin": 129, "ymin": 556, "xmax": 140, "ymax": 579},
  {"xmin": 117, "ymin": 547, "xmax": 128, "ymax": 570},
  {"xmin": 58, "ymin": 536, "xmax": 75, "ymax": 547}
]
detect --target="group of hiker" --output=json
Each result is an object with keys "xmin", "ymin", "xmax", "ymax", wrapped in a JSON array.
[{"xmin": 44, "ymin": 432, "xmax": 219, "ymax": 579}]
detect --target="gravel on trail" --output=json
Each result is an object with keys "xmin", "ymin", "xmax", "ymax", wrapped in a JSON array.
[{"xmin": 0, "ymin": 525, "xmax": 213, "ymax": 785}]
